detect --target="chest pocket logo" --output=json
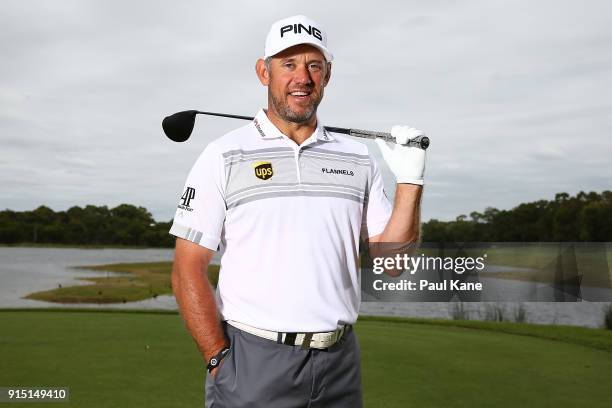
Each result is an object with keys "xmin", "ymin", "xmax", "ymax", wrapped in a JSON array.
[{"xmin": 253, "ymin": 161, "xmax": 273, "ymax": 180}]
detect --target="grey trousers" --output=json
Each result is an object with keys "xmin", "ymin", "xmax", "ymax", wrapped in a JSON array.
[{"xmin": 205, "ymin": 322, "xmax": 363, "ymax": 408}]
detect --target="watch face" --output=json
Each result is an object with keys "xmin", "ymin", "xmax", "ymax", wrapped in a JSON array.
[{"xmin": 210, "ymin": 358, "xmax": 217, "ymax": 365}]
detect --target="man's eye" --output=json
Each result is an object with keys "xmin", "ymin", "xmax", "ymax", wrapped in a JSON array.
[
  {"xmin": 309, "ymin": 64, "xmax": 321, "ymax": 71},
  {"xmin": 283, "ymin": 63, "xmax": 294, "ymax": 69}
]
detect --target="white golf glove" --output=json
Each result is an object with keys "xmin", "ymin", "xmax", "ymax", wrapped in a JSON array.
[{"xmin": 375, "ymin": 125, "xmax": 426, "ymax": 185}]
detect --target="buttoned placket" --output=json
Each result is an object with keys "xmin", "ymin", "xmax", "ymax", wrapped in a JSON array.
[
  {"xmin": 283, "ymin": 134, "xmax": 319, "ymax": 185},
  {"xmin": 254, "ymin": 111, "xmax": 334, "ymax": 185}
]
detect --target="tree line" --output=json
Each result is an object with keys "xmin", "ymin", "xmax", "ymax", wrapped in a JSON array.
[
  {"xmin": 0, "ymin": 204, "xmax": 174, "ymax": 247},
  {"xmin": 1, "ymin": 190, "xmax": 610, "ymax": 247},
  {"xmin": 422, "ymin": 190, "xmax": 612, "ymax": 242}
]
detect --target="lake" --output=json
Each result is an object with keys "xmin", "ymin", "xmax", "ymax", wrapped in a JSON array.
[{"xmin": 0, "ymin": 247, "xmax": 610, "ymax": 328}]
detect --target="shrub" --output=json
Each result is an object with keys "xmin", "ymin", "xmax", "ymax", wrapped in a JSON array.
[
  {"xmin": 514, "ymin": 303, "xmax": 528, "ymax": 323},
  {"xmin": 483, "ymin": 303, "xmax": 505, "ymax": 322},
  {"xmin": 450, "ymin": 302, "xmax": 470, "ymax": 320},
  {"xmin": 604, "ymin": 304, "xmax": 612, "ymax": 330}
]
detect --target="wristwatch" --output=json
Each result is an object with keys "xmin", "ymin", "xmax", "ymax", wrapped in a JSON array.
[{"xmin": 206, "ymin": 347, "xmax": 230, "ymax": 373}]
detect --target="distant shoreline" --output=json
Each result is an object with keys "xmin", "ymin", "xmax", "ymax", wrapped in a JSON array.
[{"xmin": 23, "ymin": 261, "xmax": 219, "ymax": 304}]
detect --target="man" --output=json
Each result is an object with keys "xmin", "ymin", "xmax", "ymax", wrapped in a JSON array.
[{"xmin": 169, "ymin": 15, "xmax": 426, "ymax": 408}]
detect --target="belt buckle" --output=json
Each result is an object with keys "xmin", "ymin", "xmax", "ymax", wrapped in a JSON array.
[{"xmin": 282, "ymin": 325, "xmax": 350, "ymax": 350}]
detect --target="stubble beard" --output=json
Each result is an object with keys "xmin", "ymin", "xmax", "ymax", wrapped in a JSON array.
[{"xmin": 269, "ymin": 88, "xmax": 323, "ymax": 124}]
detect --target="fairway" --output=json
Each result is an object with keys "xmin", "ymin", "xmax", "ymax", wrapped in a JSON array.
[{"xmin": 1, "ymin": 310, "xmax": 611, "ymax": 407}]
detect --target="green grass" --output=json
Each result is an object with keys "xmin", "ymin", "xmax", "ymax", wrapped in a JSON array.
[
  {"xmin": 359, "ymin": 318, "xmax": 612, "ymax": 407},
  {"xmin": 24, "ymin": 262, "xmax": 219, "ymax": 303},
  {"xmin": 1, "ymin": 310, "xmax": 611, "ymax": 407},
  {"xmin": 357, "ymin": 315, "xmax": 612, "ymax": 353}
]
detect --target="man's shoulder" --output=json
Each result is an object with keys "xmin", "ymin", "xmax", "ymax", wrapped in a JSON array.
[
  {"xmin": 202, "ymin": 121, "xmax": 257, "ymax": 155},
  {"xmin": 211, "ymin": 122, "xmax": 256, "ymax": 149}
]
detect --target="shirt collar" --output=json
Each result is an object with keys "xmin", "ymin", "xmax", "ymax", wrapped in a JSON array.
[{"xmin": 253, "ymin": 109, "xmax": 335, "ymax": 142}]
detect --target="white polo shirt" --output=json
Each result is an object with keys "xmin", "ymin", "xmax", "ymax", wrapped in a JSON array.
[{"xmin": 170, "ymin": 109, "xmax": 392, "ymax": 332}]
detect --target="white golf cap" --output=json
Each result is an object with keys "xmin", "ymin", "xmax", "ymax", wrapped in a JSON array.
[{"xmin": 264, "ymin": 15, "xmax": 333, "ymax": 62}]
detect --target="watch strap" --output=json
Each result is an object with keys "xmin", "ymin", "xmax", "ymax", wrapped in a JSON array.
[{"xmin": 206, "ymin": 347, "xmax": 230, "ymax": 372}]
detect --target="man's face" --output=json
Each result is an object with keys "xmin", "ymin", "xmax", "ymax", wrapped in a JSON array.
[{"xmin": 259, "ymin": 44, "xmax": 331, "ymax": 124}]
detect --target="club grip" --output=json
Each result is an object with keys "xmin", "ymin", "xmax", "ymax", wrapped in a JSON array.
[{"xmin": 349, "ymin": 129, "xmax": 430, "ymax": 150}]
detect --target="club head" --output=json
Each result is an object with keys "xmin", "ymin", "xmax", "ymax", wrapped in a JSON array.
[{"xmin": 162, "ymin": 110, "xmax": 198, "ymax": 142}]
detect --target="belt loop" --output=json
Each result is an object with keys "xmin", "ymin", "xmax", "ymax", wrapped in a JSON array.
[
  {"xmin": 283, "ymin": 332, "xmax": 297, "ymax": 346},
  {"xmin": 340, "ymin": 324, "xmax": 350, "ymax": 341}
]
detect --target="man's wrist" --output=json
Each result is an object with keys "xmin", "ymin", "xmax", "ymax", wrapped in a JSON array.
[{"xmin": 205, "ymin": 339, "xmax": 230, "ymax": 361}]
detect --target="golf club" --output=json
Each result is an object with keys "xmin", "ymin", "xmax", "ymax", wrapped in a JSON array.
[{"xmin": 162, "ymin": 110, "xmax": 430, "ymax": 150}]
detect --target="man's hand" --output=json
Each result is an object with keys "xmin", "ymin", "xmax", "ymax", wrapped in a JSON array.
[
  {"xmin": 172, "ymin": 238, "xmax": 228, "ymax": 367},
  {"xmin": 375, "ymin": 125, "xmax": 426, "ymax": 185}
]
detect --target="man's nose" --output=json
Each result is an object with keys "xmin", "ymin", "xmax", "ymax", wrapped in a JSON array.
[{"xmin": 293, "ymin": 65, "xmax": 313, "ymax": 85}]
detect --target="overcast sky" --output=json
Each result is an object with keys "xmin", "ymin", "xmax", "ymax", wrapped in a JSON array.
[{"xmin": 1, "ymin": 0, "xmax": 611, "ymax": 222}]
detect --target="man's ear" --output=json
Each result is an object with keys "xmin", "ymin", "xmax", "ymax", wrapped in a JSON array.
[
  {"xmin": 323, "ymin": 62, "xmax": 332, "ymax": 87},
  {"xmin": 255, "ymin": 59, "xmax": 270, "ymax": 86}
]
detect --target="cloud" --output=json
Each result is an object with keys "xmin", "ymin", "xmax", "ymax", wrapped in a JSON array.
[{"xmin": 1, "ymin": 0, "xmax": 611, "ymax": 222}]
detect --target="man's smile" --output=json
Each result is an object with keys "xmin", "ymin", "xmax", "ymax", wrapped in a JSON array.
[{"xmin": 288, "ymin": 89, "xmax": 313, "ymax": 102}]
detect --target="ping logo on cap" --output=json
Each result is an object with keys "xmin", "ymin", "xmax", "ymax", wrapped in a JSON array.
[
  {"xmin": 253, "ymin": 161, "xmax": 273, "ymax": 180},
  {"xmin": 265, "ymin": 15, "xmax": 333, "ymax": 61},
  {"xmin": 280, "ymin": 24, "xmax": 323, "ymax": 41}
]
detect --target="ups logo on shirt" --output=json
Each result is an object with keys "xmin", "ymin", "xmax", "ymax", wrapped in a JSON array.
[{"xmin": 253, "ymin": 161, "xmax": 273, "ymax": 180}]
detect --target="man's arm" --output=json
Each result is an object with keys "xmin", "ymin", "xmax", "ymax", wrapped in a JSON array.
[
  {"xmin": 368, "ymin": 185, "xmax": 422, "ymax": 277},
  {"xmin": 368, "ymin": 125, "xmax": 427, "ymax": 275},
  {"xmin": 369, "ymin": 184, "xmax": 422, "ymax": 245},
  {"xmin": 172, "ymin": 237, "xmax": 228, "ymax": 367}
]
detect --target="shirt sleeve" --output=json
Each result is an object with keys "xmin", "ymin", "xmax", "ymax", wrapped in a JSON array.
[
  {"xmin": 169, "ymin": 142, "xmax": 226, "ymax": 251},
  {"xmin": 362, "ymin": 154, "xmax": 392, "ymax": 240}
]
